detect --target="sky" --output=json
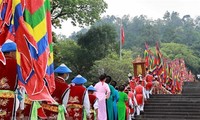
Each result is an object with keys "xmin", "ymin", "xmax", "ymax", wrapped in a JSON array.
[{"xmin": 53, "ymin": 0, "xmax": 200, "ymax": 37}]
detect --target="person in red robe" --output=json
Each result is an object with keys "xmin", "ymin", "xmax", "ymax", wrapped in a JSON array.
[
  {"xmin": 124, "ymin": 87, "xmax": 137, "ymax": 120},
  {"xmin": 67, "ymin": 75, "xmax": 90, "ymax": 120},
  {"xmin": 134, "ymin": 80, "xmax": 146, "ymax": 116},
  {"xmin": 128, "ymin": 73, "xmax": 137, "ymax": 92},
  {"xmin": 0, "ymin": 41, "xmax": 18, "ymax": 120},
  {"xmin": 18, "ymin": 64, "xmax": 73, "ymax": 120},
  {"xmin": 87, "ymin": 85, "xmax": 98, "ymax": 120},
  {"xmin": 128, "ymin": 89, "xmax": 137, "ymax": 120},
  {"xmin": 145, "ymin": 71, "xmax": 153, "ymax": 99},
  {"xmin": 42, "ymin": 63, "xmax": 72, "ymax": 120}
]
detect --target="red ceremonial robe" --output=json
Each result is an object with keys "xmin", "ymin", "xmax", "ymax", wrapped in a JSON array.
[
  {"xmin": 135, "ymin": 85, "xmax": 144, "ymax": 105},
  {"xmin": 128, "ymin": 91, "xmax": 135, "ymax": 114},
  {"xmin": 0, "ymin": 55, "xmax": 17, "ymax": 120},
  {"xmin": 67, "ymin": 85, "xmax": 86, "ymax": 120},
  {"xmin": 88, "ymin": 94, "xmax": 97, "ymax": 120},
  {"xmin": 43, "ymin": 76, "xmax": 69, "ymax": 119},
  {"xmin": 129, "ymin": 79, "xmax": 136, "ymax": 92},
  {"xmin": 146, "ymin": 74, "xmax": 153, "ymax": 90}
]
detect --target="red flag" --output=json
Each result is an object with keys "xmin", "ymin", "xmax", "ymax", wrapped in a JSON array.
[{"xmin": 121, "ymin": 26, "xmax": 125, "ymax": 46}]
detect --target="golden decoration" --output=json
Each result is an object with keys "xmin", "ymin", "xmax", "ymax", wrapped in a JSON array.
[{"xmin": 41, "ymin": 104, "xmax": 58, "ymax": 112}]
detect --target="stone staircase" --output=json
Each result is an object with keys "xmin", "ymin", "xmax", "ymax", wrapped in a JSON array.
[{"xmin": 135, "ymin": 82, "xmax": 200, "ymax": 120}]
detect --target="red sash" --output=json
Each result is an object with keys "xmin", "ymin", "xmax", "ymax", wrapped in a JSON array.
[
  {"xmin": 41, "ymin": 102, "xmax": 59, "ymax": 119},
  {"xmin": 67, "ymin": 85, "xmax": 86, "ymax": 120}
]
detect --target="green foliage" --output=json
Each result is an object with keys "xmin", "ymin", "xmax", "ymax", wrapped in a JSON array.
[
  {"xmin": 51, "ymin": 0, "xmax": 108, "ymax": 28},
  {"xmin": 54, "ymin": 24, "xmax": 119, "ymax": 81},
  {"xmin": 53, "ymin": 11, "xmax": 200, "ymax": 82},
  {"xmin": 77, "ymin": 24, "xmax": 118, "ymax": 60},
  {"xmin": 87, "ymin": 12, "xmax": 200, "ymax": 73},
  {"xmin": 54, "ymin": 39, "xmax": 80, "ymax": 71},
  {"xmin": 89, "ymin": 50, "xmax": 134, "ymax": 86}
]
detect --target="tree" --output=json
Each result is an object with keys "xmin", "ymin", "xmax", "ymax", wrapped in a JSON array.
[
  {"xmin": 53, "ymin": 39, "xmax": 81, "ymax": 71},
  {"xmin": 51, "ymin": 0, "xmax": 108, "ymax": 28},
  {"xmin": 89, "ymin": 50, "xmax": 134, "ymax": 85},
  {"xmin": 77, "ymin": 24, "xmax": 118, "ymax": 61}
]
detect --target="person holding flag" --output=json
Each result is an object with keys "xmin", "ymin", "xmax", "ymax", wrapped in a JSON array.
[
  {"xmin": 41, "ymin": 63, "xmax": 72, "ymax": 120},
  {"xmin": 0, "ymin": 41, "xmax": 19, "ymax": 120}
]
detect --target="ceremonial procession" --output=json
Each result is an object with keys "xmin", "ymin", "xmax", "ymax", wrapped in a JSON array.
[
  {"xmin": 0, "ymin": 0, "xmax": 200, "ymax": 120},
  {"xmin": 0, "ymin": 40, "xmax": 195, "ymax": 120}
]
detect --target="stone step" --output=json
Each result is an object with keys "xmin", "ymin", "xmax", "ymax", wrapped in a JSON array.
[
  {"xmin": 135, "ymin": 118, "xmax": 199, "ymax": 120},
  {"xmin": 181, "ymin": 93, "xmax": 200, "ymax": 96},
  {"xmin": 150, "ymin": 94, "xmax": 200, "ymax": 98},
  {"xmin": 142, "ymin": 111, "xmax": 200, "ymax": 115},
  {"xmin": 183, "ymin": 87, "xmax": 200, "ymax": 89},
  {"xmin": 149, "ymin": 96, "xmax": 200, "ymax": 100},
  {"xmin": 144, "ymin": 108, "xmax": 200, "ymax": 112},
  {"xmin": 147, "ymin": 97, "xmax": 200, "ymax": 100},
  {"xmin": 147, "ymin": 99, "xmax": 200, "ymax": 103},
  {"xmin": 135, "ymin": 114, "xmax": 200, "ymax": 120},
  {"xmin": 135, "ymin": 82, "xmax": 200, "ymax": 120},
  {"xmin": 183, "ymin": 84, "xmax": 200, "ymax": 87},
  {"xmin": 183, "ymin": 82, "xmax": 200, "ymax": 86},
  {"xmin": 144, "ymin": 105, "xmax": 200, "ymax": 109},
  {"xmin": 182, "ymin": 88, "xmax": 200, "ymax": 93},
  {"xmin": 144, "ymin": 103, "xmax": 200, "ymax": 106}
]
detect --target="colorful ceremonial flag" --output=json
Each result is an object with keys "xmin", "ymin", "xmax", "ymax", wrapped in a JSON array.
[
  {"xmin": 45, "ymin": 0, "xmax": 55, "ymax": 94},
  {"xmin": 13, "ymin": 0, "xmax": 55, "ymax": 103},
  {"xmin": 155, "ymin": 41, "xmax": 162, "ymax": 66},
  {"xmin": 144, "ymin": 42, "xmax": 149, "ymax": 68},
  {"xmin": 121, "ymin": 25, "xmax": 125, "ymax": 46},
  {"xmin": 0, "ymin": 0, "xmax": 14, "ymax": 64}
]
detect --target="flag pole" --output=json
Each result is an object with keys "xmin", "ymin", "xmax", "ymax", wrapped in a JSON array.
[{"xmin": 120, "ymin": 27, "xmax": 122, "ymax": 60}]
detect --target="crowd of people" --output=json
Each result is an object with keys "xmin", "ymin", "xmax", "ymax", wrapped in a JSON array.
[{"xmin": 0, "ymin": 41, "xmax": 162, "ymax": 120}]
